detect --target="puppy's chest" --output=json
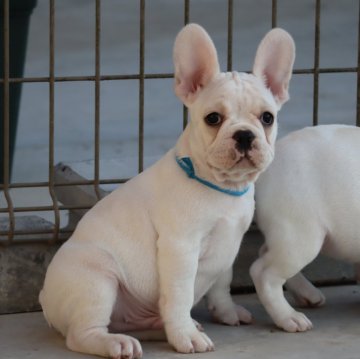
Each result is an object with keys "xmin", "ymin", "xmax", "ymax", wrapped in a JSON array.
[{"xmin": 199, "ymin": 208, "xmax": 252, "ymax": 267}]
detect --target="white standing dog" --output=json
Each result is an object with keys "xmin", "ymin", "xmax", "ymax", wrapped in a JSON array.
[
  {"xmin": 39, "ymin": 24, "xmax": 295, "ymax": 358},
  {"xmin": 252, "ymin": 124, "xmax": 360, "ymax": 333}
]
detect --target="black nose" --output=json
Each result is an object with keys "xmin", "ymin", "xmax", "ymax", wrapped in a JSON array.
[{"xmin": 232, "ymin": 130, "xmax": 255, "ymax": 152}]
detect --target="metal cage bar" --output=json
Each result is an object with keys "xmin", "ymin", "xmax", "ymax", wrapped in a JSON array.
[
  {"xmin": 271, "ymin": 0, "xmax": 277, "ymax": 28},
  {"xmin": 312, "ymin": 0, "xmax": 321, "ymax": 126},
  {"xmin": 138, "ymin": 0, "xmax": 145, "ymax": 173},
  {"xmin": 227, "ymin": 0, "xmax": 233, "ymax": 71},
  {"xmin": 1, "ymin": 0, "xmax": 15, "ymax": 244},
  {"xmin": 357, "ymin": 0, "xmax": 360, "ymax": 126},
  {"xmin": 94, "ymin": 0, "xmax": 101, "ymax": 200},
  {"xmin": 182, "ymin": 0, "xmax": 189, "ymax": 129},
  {"xmin": 0, "ymin": 66, "xmax": 357, "ymax": 86},
  {"xmin": 48, "ymin": 0, "xmax": 60, "ymax": 244}
]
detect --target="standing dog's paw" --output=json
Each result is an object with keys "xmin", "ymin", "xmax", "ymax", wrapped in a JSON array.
[
  {"xmin": 276, "ymin": 311, "xmax": 313, "ymax": 332},
  {"xmin": 167, "ymin": 328, "xmax": 215, "ymax": 354},
  {"xmin": 210, "ymin": 304, "xmax": 252, "ymax": 326}
]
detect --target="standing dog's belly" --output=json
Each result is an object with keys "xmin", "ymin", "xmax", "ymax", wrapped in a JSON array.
[{"xmin": 322, "ymin": 232, "xmax": 360, "ymax": 263}]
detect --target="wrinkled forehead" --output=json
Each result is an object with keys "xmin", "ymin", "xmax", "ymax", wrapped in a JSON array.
[{"xmin": 195, "ymin": 72, "xmax": 278, "ymax": 115}]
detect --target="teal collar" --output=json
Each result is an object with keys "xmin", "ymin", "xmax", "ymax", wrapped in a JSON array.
[{"xmin": 176, "ymin": 156, "xmax": 250, "ymax": 197}]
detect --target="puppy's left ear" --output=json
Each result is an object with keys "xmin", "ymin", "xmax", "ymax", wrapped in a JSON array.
[
  {"xmin": 173, "ymin": 24, "xmax": 220, "ymax": 106},
  {"xmin": 253, "ymin": 28, "xmax": 295, "ymax": 108}
]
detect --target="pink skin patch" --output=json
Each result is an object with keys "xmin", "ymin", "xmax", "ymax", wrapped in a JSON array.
[{"xmin": 108, "ymin": 283, "xmax": 163, "ymax": 333}]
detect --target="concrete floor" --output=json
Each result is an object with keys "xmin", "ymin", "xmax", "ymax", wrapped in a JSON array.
[{"xmin": 1, "ymin": 285, "xmax": 359, "ymax": 359}]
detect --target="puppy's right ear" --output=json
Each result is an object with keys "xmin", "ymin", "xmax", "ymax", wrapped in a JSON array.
[{"xmin": 173, "ymin": 24, "xmax": 220, "ymax": 106}]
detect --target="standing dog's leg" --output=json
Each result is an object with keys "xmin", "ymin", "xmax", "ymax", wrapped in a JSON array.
[
  {"xmin": 157, "ymin": 235, "xmax": 214, "ymax": 354},
  {"xmin": 250, "ymin": 223, "xmax": 324, "ymax": 332},
  {"xmin": 257, "ymin": 244, "xmax": 325, "ymax": 309},
  {"xmin": 285, "ymin": 272, "xmax": 326, "ymax": 308},
  {"xmin": 355, "ymin": 263, "xmax": 360, "ymax": 283},
  {"xmin": 207, "ymin": 268, "xmax": 252, "ymax": 326}
]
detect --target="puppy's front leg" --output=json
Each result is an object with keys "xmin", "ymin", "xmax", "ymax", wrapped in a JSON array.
[
  {"xmin": 157, "ymin": 236, "xmax": 214, "ymax": 354},
  {"xmin": 207, "ymin": 268, "xmax": 252, "ymax": 326}
]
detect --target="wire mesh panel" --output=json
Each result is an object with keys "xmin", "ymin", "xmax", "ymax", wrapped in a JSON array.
[{"xmin": 0, "ymin": 0, "xmax": 359, "ymax": 245}]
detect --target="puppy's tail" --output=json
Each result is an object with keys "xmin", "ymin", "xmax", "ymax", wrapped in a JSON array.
[{"xmin": 124, "ymin": 329, "xmax": 166, "ymax": 341}]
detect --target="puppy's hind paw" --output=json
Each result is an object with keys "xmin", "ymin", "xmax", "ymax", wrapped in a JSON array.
[
  {"xmin": 292, "ymin": 288, "xmax": 326, "ymax": 308},
  {"xmin": 286, "ymin": 273, "xmax": 326, "ymax": 308},
  {"xmin": 192, "ymin": 319, "xmax": 204, "ymax": 332},
  {"xmin": 277, "ymin": 311, "xmax": 313, "ymax": 333},
  {"xmin": 211, "ymin": 304, "xmax": 252, "ymax": 326},
  {"xmin": 234, "ymin": 304, "xmax": 253, "ymax": 324}
]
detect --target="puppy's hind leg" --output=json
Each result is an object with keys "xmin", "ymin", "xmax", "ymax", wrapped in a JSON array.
[
  {"xmin": 65, "ymin": 273, "xmax": 142, "ymax": 359},
  {"xmin": 207, "ymin": 268, "xmax": 252, "ymax": 326},
  {"xmin": 285, "ymin": 272, "xmax": 326, "ymax": 308},
  {"xmin": 355, "ymin": 263, "xmax": 360, "ymax": 283}
]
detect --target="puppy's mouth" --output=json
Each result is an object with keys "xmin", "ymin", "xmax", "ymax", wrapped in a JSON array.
[
  {"xmin": 225, "ymin": 146, "xmax": 259, "ymax": 172},
  {"xmin": 207, "ymin": 151, "xmax": 259, "ymax": 178},
  {"xmin": 234, "ymin": 152, "xmax": 257, "ymax": 169},
  {"xmin": 207, "ymin": 160, "xmax": 259, "ymax": 186},
  {"xmin": 207, "ymin": 148, "xmax": 260, "ymax": 172},
  {"xmin": 207, "ymin": 142, "xmax": 274, "ymax": 185}
]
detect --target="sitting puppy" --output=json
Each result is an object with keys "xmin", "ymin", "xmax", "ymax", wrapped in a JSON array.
[
  {"xmin": 251, "ymin": 124, "xmax": 360, "ymax": 333},
  {"xmin": 39, "ymin": 24, "xmax": 295, "ymax": 359}
]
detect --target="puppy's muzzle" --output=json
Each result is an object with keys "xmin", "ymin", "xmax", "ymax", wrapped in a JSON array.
[{"xmin": 232, "ymin": 130, "xmax": 255, "ymax": 153}]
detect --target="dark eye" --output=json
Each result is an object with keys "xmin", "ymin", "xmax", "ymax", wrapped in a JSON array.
[
  {"xmin": 260, "ymin": 111, "xmax": 274, "ymax": 126},
  {"xmin": 205, "ymin": 112, "xmax": 222, "ymax": 126}
]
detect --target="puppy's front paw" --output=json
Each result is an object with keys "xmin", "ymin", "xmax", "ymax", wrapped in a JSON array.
[
  {"xmin": 210, "ymin": 304, "xmax": 252, "ymax": 326},
  {"xmin": 276, "ymin": 311, "xmax": 313, "ymax": 332},
  {"xmin": 108, "ymin": 335, "xmax": 143, "ymax": 359},
  {"xmin": 167, "ymin": 327, "xmax": 214, "ymax": 354},
  {"xmin": 67, "ymin": 332, "xmax": 143, "ymax": 359}
]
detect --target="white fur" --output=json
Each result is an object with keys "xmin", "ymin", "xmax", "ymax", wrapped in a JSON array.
[
  {"xmin": 251, "ymin": 124, "xmax": 360, "ymax": 333},
  {"xmin": 39, "ymin": 24, "xmax": 295, "ymax": 358}
]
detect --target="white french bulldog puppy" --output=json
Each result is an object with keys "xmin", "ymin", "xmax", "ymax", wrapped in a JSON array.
[
  {"xmin": 39, "ymin": 24, "xmax": 295, "ymax": 359},
  {"xmin": 251, "ymin": 124, "xmax": 360, "ymax": 333}
]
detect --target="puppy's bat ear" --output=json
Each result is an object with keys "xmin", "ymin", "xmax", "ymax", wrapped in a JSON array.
[
  {"xmin": 253, "ymin": 28, "xmax": 295, "ymax": 108},
  {"xmin": 173, "ymin": 24, "xmax": 220, "ymax": 106}
]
